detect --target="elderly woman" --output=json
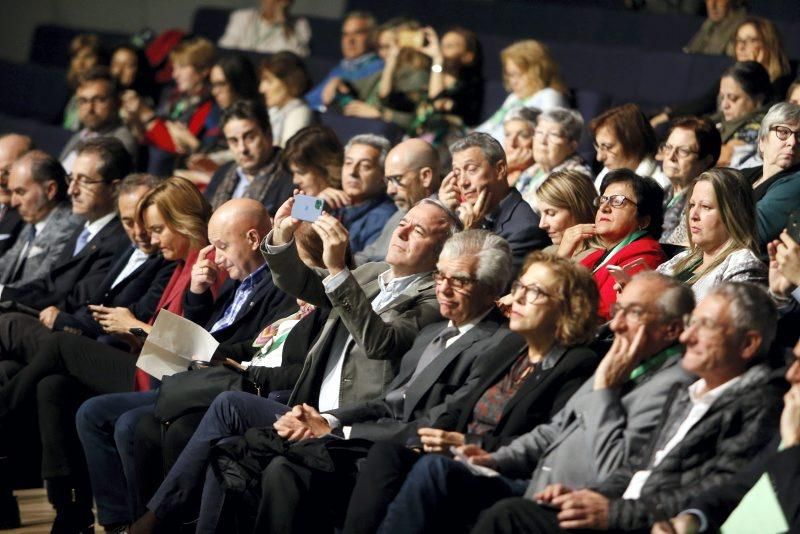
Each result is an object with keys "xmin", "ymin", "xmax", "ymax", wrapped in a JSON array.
[
  {"xmin": 259, "ymin": 51, "xmax": 314, "ymax": 147},
  {"xmin": 518, "ymin": 107, "xmax": 591, "ymax": 208},
  {"xmin": 659, "ymin": 116, "xmax": 721, "ymax": 246},
  {"xmin": 282, "ymin": 125, "xmax": 350, "ymax": 209},
  {"xmin": 534, "ymin": 169, "xmax": 597, "ymax": 260},
  {"xmin": 476, "ymin": 39, "xmax": 568, "ymax": 143},
  {"xmin": 657, "ymin": 168, "xmax": 766, "ymax": 298},
  {"xmin": 740, "ymin": 102, "xmax": 800, "ymax": 247},
  {"xmin": 560, "ymin": 169, "xmax": 666, "ymax": 319},
  {"xmin": 503, "ymin": 107, "xmax": 539, "ymax": 187},
  {"xmin": 590, "ymin": 104, "xmax": 666, "ymax": 190}
]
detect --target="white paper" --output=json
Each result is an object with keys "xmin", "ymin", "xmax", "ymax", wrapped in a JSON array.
[{"xmin": 135, "ymin": 310, "xmax": 219, "ymax": 380}]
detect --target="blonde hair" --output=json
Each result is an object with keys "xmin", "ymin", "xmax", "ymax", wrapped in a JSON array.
[
  {"xmin": 136, "ymin": 176, "xmax": 211, "ymax": 250},
  {"xmin": 731, "ymin": 17, "xmax": 790, "ymax": 82},
  {"xmin": 170, "ymin": 37, "xmax": 216, "ymax": 72},
  {"xmin": 536, "ymin": 170, "xmax": 597, "ymax": 227},
  {"xmin": 673, "ymin": 168, "xmax": 758, "ymax": 283},
  {"xmin": 519, "ymin": 251, "xmax": 599, "ymax": 346},
  {"xmin": 501, "ymin": 39, "xmax": 566, "ymax": 94}
]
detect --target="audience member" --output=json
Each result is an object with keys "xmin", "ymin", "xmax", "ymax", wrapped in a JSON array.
[
  {"xmin": 0, "ymin": 152, "xmax": 79, "ymax": 286},
  {"xmin": 338, "ymin": 134, "xmax": 397, "ymax": 253},
  {"xmin": 218, "ymin": 0, "xmax": 311, "ymax": 57},
  {"xmin": 715, "ymin": 61, "xmax": 772, "ymax": 167},
  {"xmin": 683, "ymin": 0, "xmax": 747, "ymax": 55},
  {"xmin": 560, "ymin": 169, "xmax": 666, "ymax": 319},
  {"xmin": 59, "ymin": 66, "xmax": 138, "ymax": 171},
  {"xmin": 658, "ymin": 116, "xmax": 721, "ymax": 246},
  {"xmin": 658, "ymin": 168, "xmax": 766, "ymax": 298},
  {"xmin": 282, "ymin": 124, "xmax": 346, "ymax": 205},
  {"xmin": 591, "ymin": 103, "xmax": 665, "ymax": 190},
  {"xmin": 306, "ymin": 11, "xmax": 383, "ymax": 111},
  {"xmin": 788, "ymin": 80, "xmax": 800, "ymax": 106},
  {"xmin": 63, "ymin": 34, "xmax": 107, "ymax": 131},
  {"xmin": 476, "ymin": 39, "xmax": 568, "ymax": 143},
  {"xmin": 440, "ymin": 133, "xmax": 548, "ymax": 273},
  {"xmin": 204, "ymin": 99, "xmax": 293, "ymax": 215},
  {"xmin": 374, "ymin": 272, "xmax": 694, "ymax": 533},
  {"xmin": 342, "ymin": 250, "xmax": 600, "ymax": 534},
  {"xmin": 0, "ymin": 134, "xmax": 33, "ymax": 255},
  {"xmin": 259, "ymin": 52, "xmax": 314, "ymax": 147},
  {"xmin": 534, "ymin": 169, "xmax": 597, "ymax": 259},
  {"xmin": 111, "ymin": 44, "xmax": 157, "ymax": 104},
  {"xmin": 518, "ymin": 107, "xmax": 591, "ymax": 208},
  {"xmin": 127, "ymin": 198, "xmax": 458, "ymax": 531},
  {"xmin": 502, "ymin": 106, "xmax": 538, "ymax": 188},
  {"xmin": 356, "ymin": 138, "xmax": 441, "ymax": 265},
  {"xmin": 740, "ymin": 102, "xmax": 800, "ymax": 246}
]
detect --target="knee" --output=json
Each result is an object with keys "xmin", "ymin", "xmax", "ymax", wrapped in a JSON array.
[
  {"xmin": 114, "ymin": 409, "xmax": 147, "ymax": 451},
  {"xmin": 75, "ymin": 397, "xmax": 102, "ymax": 436},
  {"xmin": 261, "ymin": 456, "xmax": 299, "ymax": 490},
  {"xmin": 37, "ymin": 374, "xmax": 73, "ymax": 405}
]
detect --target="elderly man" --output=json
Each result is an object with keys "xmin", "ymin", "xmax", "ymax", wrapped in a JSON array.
[
  {"xmin": 0, "ymin": 151, "xmax": 79, "ymax": 286},
  {"xmin": 204, "ymin": 99, "xmax": 293, "ymax": 215},
  {"xmin": 441, "ymin": 132, "xmax": 548, "ymax": 273},
  {"xmin": 472, "ymin": 283, "xmax": 783, "ymax": 534},
  {"xmin": 305, "ymin": 11, "xmax": 383, "ymax": 111},
  {"xmin": 128, "ymin": 197, "xmax": 458, "ymax": 533},
  {"xmin": 59, "ymin": 66, "xmax": 137, "ymax": 171},
  {"xmin": 374, "ymin": 272, "xmax": 695, "ymax": 533},
  {"xmin": 337, "ymin": 134, "xmax": 397, "ymax": 253},
  {"xmin": 355, "ymin": 138, "xmax": 439, "ymax": 264},
  {"xmin": 740, "ymin": 102, "xmax": 800, "ymax": 247},
  {"xmin": 0, "ymin": 134, "xmax": 32, "ymax": 255}
]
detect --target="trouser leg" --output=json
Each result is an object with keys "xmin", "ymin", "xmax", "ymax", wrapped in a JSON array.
[{"xmin": 471, "ymin": 497, "xmax": 563, "ymax": 534}]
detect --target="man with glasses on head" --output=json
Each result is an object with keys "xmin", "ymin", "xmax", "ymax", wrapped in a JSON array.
[
  {"xmin": 741, "ymin": 101, "xmax": 800, "ymax": 247},
  {"xmin": 59, "ymin": 66, "xmax": 137, "ymax": 172},
  {"xmin": 0, "ymin": 134, "xmax": 33, "ymax": 256},
  {"xmin": 356, "ymin": 138, "xmax": 441, "ymax": 264},
  {"xmin": 374, "ymin": 271, "xmax": 695, "ymax": 533}
]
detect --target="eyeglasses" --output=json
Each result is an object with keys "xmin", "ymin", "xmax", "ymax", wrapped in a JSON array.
[
  {"xmin": 510, "ymin": 280, "xmax": 553, "ymax": 304},
  {"xmin": 534, "ymin": 129, "xmax": 566, "ymax": 143},
  {"xmin": 76, "ymin": 95, "xmax": 111, "ymax": 106},
  {"xmin": 210, "ymin": 81, "xmax": 229, "ymax": 89},
  {"xmin": 683, "ymin": 315, "xmax": 726, "ymax": 333},
  {"xmin": 433, "ymin": 271, "xmax": 476, "ymax": 292},
  {"xmin": 384, "ymin": 173, "xmax": 408, "ymax": 187},
  {"xmin": 770, "ymin": 125, "xmax": 800, "ymax": 142},
  {"xmin": 658, "ymin": 143, "xmax": 699, "ymax": 159},
  {"xmin": 593, "ymin": 142, "xmax": 617, "ymax": 154},
  {"xmin": 66, "ymin": 174, "xmax": 106, "ymax": 188},
  {"xmin": 594, "ymin": 194, "xmax": 638, "ymax": 209},
  {"xmin": 610, "ymin": 302, "xmax": 652, "ymax": 322}
]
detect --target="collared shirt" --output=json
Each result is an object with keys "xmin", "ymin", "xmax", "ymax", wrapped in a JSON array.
[
  {"xmin": 110, "ymin": 247, "xmax": 150, "ymax": 289},
  {"xmin": 83, "ymin": 212, "xmax": 117, "ymax": 244},
  {"xmin": 230, "ymin": 167, "xmax": 252, "ymax": 200},
  {"xmin": 316, "ymin": 267, "xmax": 429, "ymax": 412},
  {"xmin": 210, "ymin": 262, "xmax": 269, "ymax": 333},
  {"xmin": 622, "ymin": 375, "xmax": 743, "ymax": 500}
]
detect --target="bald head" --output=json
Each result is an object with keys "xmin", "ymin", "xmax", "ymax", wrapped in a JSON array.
[
  {"xmin": 207, "ymin": 199, "xmax": 271, "ymax": 280},
  {"xmin": 384, "ymin": 139, "xmax": 441, "ymax": 211},
  {"xmin": 0, "ymin": 134, "xmax": 34, "ymax": 204}
]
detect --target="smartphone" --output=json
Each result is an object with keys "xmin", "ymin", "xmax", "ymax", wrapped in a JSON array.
[
  {"xmin": 606, "ymin": 265, "xmax": 632, "ymax": 285},
  {"xmin": 291, "ymin": 195, "xmax": 324, "ymax": 223},
  {"xmin": 396, "ymin": 29, "xmax": 424, "ymax": 49}
]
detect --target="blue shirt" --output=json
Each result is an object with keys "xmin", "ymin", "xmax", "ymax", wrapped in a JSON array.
[
  {"xmin": 338, "ymin": 195, "xmax": 397, "ymax": 254},
  {"xmin": 305, "ymin": 53, "xmax": 384, "ymax": 110},
  {"xmin": 210, "ymin": 263, "xmax": 269, "ymax": 333}
]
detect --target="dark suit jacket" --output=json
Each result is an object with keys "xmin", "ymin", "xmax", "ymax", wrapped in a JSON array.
[
  {"xmin": 0, "ymin": 207, "xmax": 24, "ymax": 256},
  {"xmin": 482, "ymin": 188, "xmax": 550, "ymax": 275},
  {"xmin": 431, "ymin": 344, "xmax": 600, "ymax": 451},
  {"xmin": 52, "ymin": 248, "xmax": 176, "ymax": 338},
  {"xmin": 183, "ymin": 263, "xmax": 297, "ymax": 348},
  {"xmin": 2, "ymin": 216, "xmax": 129, "ymax": 310},
  {"xmin": 328, "ymin": 314, "xmax": 524, "ymax": 444},
  {"xmin": 204, "ymin": 155, "xmax": 294, "ymax": 217}
]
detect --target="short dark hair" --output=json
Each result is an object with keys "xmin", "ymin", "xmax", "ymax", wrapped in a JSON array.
[
  {"xmin": 590, "ymin": 103, "xmax": 657, "ymax": 162},
  {"xmin": 75, "ymin": 136, "xmax": 133, "ymax": 183},
  {"xmin": 282, "ymin": 125, "xmax": 344, "ymax": 188},
  {"xmin": 722, "ymin": 61, "xmax": 772, "ymax": 106},
  {"xmin": 259, "ymin": 52, "xmax": 311, "ymax": 99},
  {"xmin": 119, "ymin": 173, "xmax": 163, "ymax": 196},
  {"xmin": 26, "ymin": 150, "xmax": 68, "ymax": 201},
  {"xmin": 77, "ymin": 65, "xmax": 119, "ymax": 99},
  {"xmin": 214, "ymin": 54, "xmax": 259, "ymax": 101},
  {"xmin": 599, "ymin": 169, "xmax": 665, "ymax": 240},
  {"xmin": 220, "ymin": 99, "xmax": 271, "ymax": 137},
  {"xmin": 665, "ymin": 116, "xmax": 722, "ymax": 165}
]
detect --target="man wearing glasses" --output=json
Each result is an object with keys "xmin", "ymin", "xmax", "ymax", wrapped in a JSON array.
[
  {"xmin": 741, "ymin": 101, "xmax": 800, "ymax": 247},
  {"xmin": 59, "ymin": 66, "xmax": 137, "ymax": 172}
]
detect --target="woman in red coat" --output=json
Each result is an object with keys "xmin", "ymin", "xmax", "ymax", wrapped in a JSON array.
[{"xmin": 560, "ymin": 169, "xmax": 666, "ymax": 319}]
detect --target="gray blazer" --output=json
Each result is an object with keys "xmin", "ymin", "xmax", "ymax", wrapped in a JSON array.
[
  {"xmin": 262, "ymin": 235, "xmax": 442, "ymax": 408},
  {"xmin": 0, "ymin": 203, "xmax": 82, "ymax": 286},
  {"xmin": 58, "ymin": 120, "xmax": 138, "ymax": 168},
  {"xmin": 490, "ymin": 350, "xmax": 694, "ymax": 496}
]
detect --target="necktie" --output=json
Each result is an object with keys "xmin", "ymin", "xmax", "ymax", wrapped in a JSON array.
[{"xmin": 73, "ymin": 227, "xmax": 91, "ymax": 256}]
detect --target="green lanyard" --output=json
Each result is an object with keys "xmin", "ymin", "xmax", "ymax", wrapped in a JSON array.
[
  {"xmin": 666, "ymin": 191, "xmax": 685, "ymax": 210},
  {"xmin": 629, "ymin": 344, "xmax": 683, "ymax": 381},
  {"xmin": 592, "ymin": 230, "xmax": 648, "ymax": 273}
]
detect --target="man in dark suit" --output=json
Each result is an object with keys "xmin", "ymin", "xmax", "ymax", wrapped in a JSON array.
[
  {"xmin": 439, "ymin": 132, "xmax": 550, "ymax": 274},
  {"xmin": 129, "ymin": 198, "xmax": 460, "ymax": 533},
  {"xmin": 0, "ymin": 134, "xmax": 32, "ymax": 256}
]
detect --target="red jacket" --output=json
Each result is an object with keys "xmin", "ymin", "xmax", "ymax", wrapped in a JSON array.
[{"xmin": 580, "ymin": 236, "xmax": 665, "ymax": 320}]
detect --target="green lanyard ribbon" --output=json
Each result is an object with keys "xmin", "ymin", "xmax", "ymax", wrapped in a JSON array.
[
  {"xmin": 629, "ymin": 344, "xmax": 683, "ymax": 381},
  {"xmin": 592, "ymin": 230, "xmax": 648, "ymax": 274}
]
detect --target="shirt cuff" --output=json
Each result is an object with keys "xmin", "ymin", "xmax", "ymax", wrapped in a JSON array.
[
  {"xmin": 681, "ymin": 509, "xmax": 709, "ymax": 533},
  {"xmin": 262, "ymin": 229, "xmax": 294, "ymax": 253},
  {"xmin": 323, "ymin": 267, "xmax": 351, "ymax": 293},
  {"xmin": 320, "ymin": 413, "xmax": 341, "ymax": 431},
  {"xmin": 0, "ymin": 285, "xmax": 4, "ymax": 300}
]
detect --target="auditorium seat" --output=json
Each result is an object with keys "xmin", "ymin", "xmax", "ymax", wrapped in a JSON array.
[
  {"xmin": 319, "ymin": 113, "xmax": 404, "ymax": 144},
  {"xmin": 0, "ymin": 61, "xmax": 70, "ymax": 124},
  {"xmin": 29, "ymin": 24, "xmax": 130, "ymax": 68},
  {"xmin": 0, "ymin": 114, "xmax": 73, "ymax": 156}
]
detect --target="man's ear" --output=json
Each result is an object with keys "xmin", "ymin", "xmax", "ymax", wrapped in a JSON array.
[
  {"xmin": 45, "ymin": 180, "xmax": 59, "ymax": 201},
  {"xmin": 420, "ymin": 167, "xmax": 434, "ymax": 189},
  {"xmin": 663, "ymin": 318, "xmax": 684, "ymax": 343},
  {"xmin": 739, "ymin": 330, "xmax": 764, "ymax": 362},
  {"xmin": 495, "ymin": 159, "xmax": 508, "ymax": 181},
  {"xmin": 246, "ymin": 229, "xmax": 260, "ymax": 250}
]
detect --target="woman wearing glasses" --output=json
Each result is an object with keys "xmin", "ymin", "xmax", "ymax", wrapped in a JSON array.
[
  {"xmin": 656, "ymin": 168, "xmax": 766, "ymax": 299},
  {"xmin": 341, "ymin": 251, "xmax": 600, "ymax": 534},
  {"xmin": 560, "ymin": 169, "xmax": 666, "ymax": 320}
]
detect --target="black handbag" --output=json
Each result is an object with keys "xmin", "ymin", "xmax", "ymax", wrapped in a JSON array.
[{"xmin": 153, "ymin": 365, "xmax": 253, "ymax": 423}]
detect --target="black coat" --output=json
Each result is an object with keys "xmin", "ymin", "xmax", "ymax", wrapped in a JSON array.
[
  {"xmin": 2, "ymin": 217, "xmax": 130, "ymax": 310},
  {"xmin": 432, "ymin": 344, "xmax": 600, "ymax": 451}
]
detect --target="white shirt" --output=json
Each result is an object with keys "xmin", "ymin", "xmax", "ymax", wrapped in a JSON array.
[
  {"xmin": 622, "ymin": 376, "xmax": 743, "ymax": 500},
  {"xmin": 83, "ymin": 212, "xmax": 117, "ymax": 244},
  {"xmin": 110, "ymin": 247, "xmax": 149, "ymax": 289}
]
